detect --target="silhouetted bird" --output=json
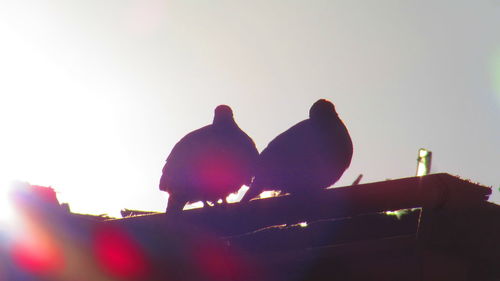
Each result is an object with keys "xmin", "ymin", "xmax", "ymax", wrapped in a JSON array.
[
  {"xmin": 160, "ymin": 105, "xmax": 258, "ymax": 214},
  {"xmin": 241, "ymin": 99, "xmax": 353, "ymax": 201}
]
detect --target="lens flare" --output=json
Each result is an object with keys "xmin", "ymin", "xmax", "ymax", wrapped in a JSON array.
[
  {"xmin": 193, "ymin": 239, "xmax": 248, "ymax": 281},
  {"xmin": 93, "ymin": 225, "xmax": 150, "ymax": 280},
  {"xmin": 9, "ymin": 213, "xmax": 64, "ymax": 277},
  {"xmin": 11, "ymin": 232, "xmax": 64, "ymax": 275}
]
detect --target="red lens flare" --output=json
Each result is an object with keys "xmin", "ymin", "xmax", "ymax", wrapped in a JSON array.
[
  {"xmin": 196, "ymin": 154, "xmax": 244, "ymax": 190},
  {"xmin": 93, "ymin": 225, "xmax": 150, "ymax": 280},
  {"xmin": 10, "ymin": 230, "xmax": 64, "ymax": 276},
  {"xmin": 194, "ymin": 239, "xmax": 249, "ymax": 281}
]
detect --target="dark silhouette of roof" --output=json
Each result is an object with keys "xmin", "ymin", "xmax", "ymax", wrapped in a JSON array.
[
  {"xmin": 159, "ymin": 105, "xmax": 259, "ymax": 214},
  {"xmin": 7, "ymin": 182, "xmax": 60, "ymax": 209},
  {"xmin": 2, "ymin": 174, "xmax": 497, "ymax": 281},
  {"xmin": 108, "ymin": 173, "xmax": 497, "ymax": 281},
  {"xmin": 242, "ymin": 99, "xmax": 353, "ymax": 201}
]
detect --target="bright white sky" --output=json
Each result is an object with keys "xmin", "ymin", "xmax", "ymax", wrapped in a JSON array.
[{"xmin": 0, "ymin": 1, "xmax": 499, "ymax": 217}]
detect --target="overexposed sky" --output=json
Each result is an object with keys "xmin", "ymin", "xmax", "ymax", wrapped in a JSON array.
[{"xmin": 1, "ymin": 1, "xmax": 499, "ymax": 216}]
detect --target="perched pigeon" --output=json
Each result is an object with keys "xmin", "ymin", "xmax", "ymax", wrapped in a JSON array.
[
  {"xmin": 160, "ymin": 105, "xmax": 258, "ymax": 213},
  {"xmin": 241, "ymin": 99, "xmax": 353, "ymax": 201}
]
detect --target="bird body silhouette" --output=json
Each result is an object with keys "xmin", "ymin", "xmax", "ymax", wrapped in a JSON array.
[
  {"xmin": 242, "ymin": 99, "xmax": 353, "ymax": 201},
  {"xmin": 160, "ymin": 105, "xmax": 258, "ymax": 213}
]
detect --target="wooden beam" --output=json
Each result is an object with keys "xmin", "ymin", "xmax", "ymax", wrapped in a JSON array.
[{"xmin": 107, "ymin": 173, "xmax": 490, "ymax": 236}]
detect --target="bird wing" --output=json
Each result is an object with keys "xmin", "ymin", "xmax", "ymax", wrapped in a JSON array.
[
  {"xmin": 260, "ymin": 120, "xmax": 312, "ymax": 163},
  {"xmin": 252, "ymin": 120, "xmax": 313, "ymax": 187},
  {"xmin": 159, "ymin": 126, "xmax": 211, "ymax": 191},
  {"xmin": 233, "ymin": 129, "xmax": 259, "ymax": 185}
]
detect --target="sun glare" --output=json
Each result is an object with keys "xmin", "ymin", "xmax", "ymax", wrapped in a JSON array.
[
  {"xmin": 0, "ymin": 182, "xmax": 18, "ymax": 227},
  {"xmin": 226, "ymin": 185, "xmax": 249, "ymax": 203},
  {"xmin": 259, "ymin": 190, "xmax": 281, "ymax": 199}
]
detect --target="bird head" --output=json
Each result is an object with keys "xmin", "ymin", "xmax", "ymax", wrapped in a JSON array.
[
  {"xmin": 309, "ymin": 99, "xmax": 337, "ymax": 121},
  {"xmin": 213, "ymin": 105, "xmax": 235, "ymax": 125}
]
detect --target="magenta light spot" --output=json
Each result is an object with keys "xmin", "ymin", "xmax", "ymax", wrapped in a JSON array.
[
  {"xmin": 93, "ymin": 225, "xmax": 150, "ymax": 280},
  {"xmin": 11, "ymin": 232, "xmax": 64, "ymax": 275},
  {"xmin": 194, "ymin": 239, "xmax": 249, "ymax": 281}
]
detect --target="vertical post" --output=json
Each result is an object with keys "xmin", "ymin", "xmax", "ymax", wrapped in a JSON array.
[{"xmin": 416, "ymin": 148, "xmax": 432, "ymax": 176}]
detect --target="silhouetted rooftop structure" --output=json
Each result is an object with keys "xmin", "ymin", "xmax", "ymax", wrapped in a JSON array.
[
  {"xmin": 110, "ymin": 173, "xmax": 498, "ymax": 281},
  {"xmin": 1, "ymin": 173, "xmax": 498, "ymax": 281}
]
